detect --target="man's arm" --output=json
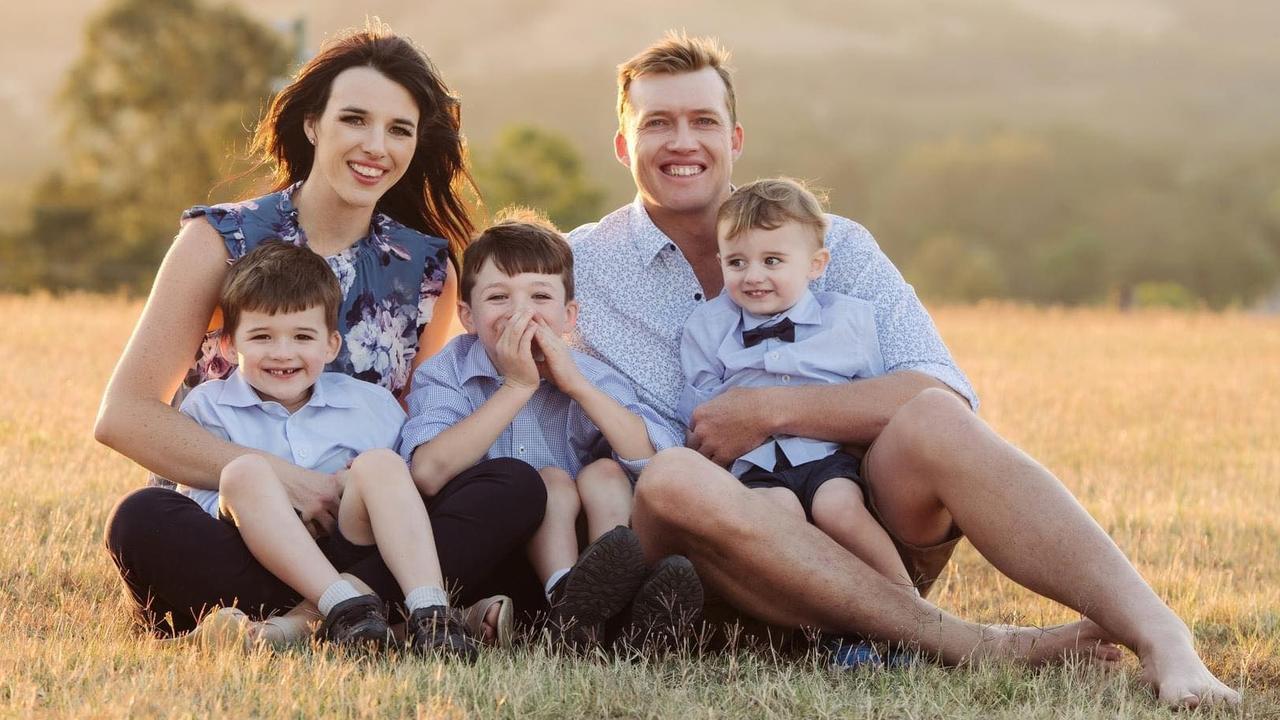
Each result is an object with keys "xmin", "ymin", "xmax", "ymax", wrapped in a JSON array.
[{"xmin": 686, "ymin": 371, "xmax": 957, "ymax": 467}]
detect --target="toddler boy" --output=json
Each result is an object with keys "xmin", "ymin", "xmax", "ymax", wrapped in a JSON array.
[
  {"xmin": 400, "ymin": 216, "xmax": 699, "ymax": 647},
  {"xmin": 678, "ymin": 179, "xmax": 917, "ymax": 596},
  {"xmin": 177, "ymin": 241, "xmax": 476, "ymax": 658}
]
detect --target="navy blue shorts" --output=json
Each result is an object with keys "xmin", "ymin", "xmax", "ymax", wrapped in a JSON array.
[{"xmin": 739, "ymin": 449, "xmax": 866, "ymax": 522}]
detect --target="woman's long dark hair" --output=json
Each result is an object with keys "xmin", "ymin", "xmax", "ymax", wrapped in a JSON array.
[{"xmin": 250, "ymin": 24, "xmax": 476, "ymax": 260}]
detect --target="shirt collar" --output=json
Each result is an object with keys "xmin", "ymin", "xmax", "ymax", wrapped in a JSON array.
[
  {"xmin": 627, "ymin": 196, "xmax": 678, "ymax": 266},
  {"xmin": 459, "ymin": 334, "xmax": 503, "ymax": 383},
  {"xmin": 739, "ymin": 289, "xmax": 822, "ymax": 331},
  {"xmin": 217, "ymin": 369, "xmax": 356, "ymax": 410}
]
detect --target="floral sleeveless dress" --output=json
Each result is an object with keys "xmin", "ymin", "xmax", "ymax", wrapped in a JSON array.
[{"xmin": 181, "ymin": 183, "xmax": 449, "ymax": 398}]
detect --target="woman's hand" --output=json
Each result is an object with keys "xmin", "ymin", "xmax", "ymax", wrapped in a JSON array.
[{"xmin": 492, "ymin": 309, "xmax": 540, "ymax": 391}]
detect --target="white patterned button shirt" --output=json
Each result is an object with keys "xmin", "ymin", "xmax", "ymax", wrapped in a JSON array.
[
  {"xmin": 399, "ymin": 333, "xmax": 682, "ymax": 478},
  {"xmin": 680, "ymin": 289, "xmax": 886, "ymax": 477},
  {"xmin": 567, "ymin": 198, "xmax": 978, "ymax": 434}
]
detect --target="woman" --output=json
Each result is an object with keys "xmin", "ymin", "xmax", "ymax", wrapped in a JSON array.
[{"xmin": 98, "ymin": 26, "xmax": 544, "ymax": 642}]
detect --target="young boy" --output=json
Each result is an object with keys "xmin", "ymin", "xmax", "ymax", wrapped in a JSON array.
[
  {"xmin": 176, "ymin": 241, "xmax": 476, "ymax": 658},
  {"xmin": 399, "ymin": 216, "xmax": 692, "ymax": 647},
  {"xmin": 678, "ymin": 179, "xmax": 918, "ymax": 599}
]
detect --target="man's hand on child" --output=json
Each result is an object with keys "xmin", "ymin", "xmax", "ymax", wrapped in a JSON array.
[
  {"xmin": 493, "ymin": 309, "xmax": 540, "ymax": 391},
  {"xmin": 532, "ymin": 320, "xmax": 587, "ymax": 396},
  {"xmin": 688, "ymin": 386, "xmax": 778, "ymax": 466}
]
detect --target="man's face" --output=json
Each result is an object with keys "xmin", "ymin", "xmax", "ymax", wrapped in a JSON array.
[
  {"xmin": 459, "ymin": 259, "xmax": 578, "ymax": 359},
  {"xmin": 718, "ymin": 222, "xmax": 830, "ymax": 317},
  {"xmin": 615, "ymin": 68, "xmax": 744, "ymax": 217}
]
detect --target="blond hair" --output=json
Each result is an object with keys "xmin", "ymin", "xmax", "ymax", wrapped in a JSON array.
[
  {"xmin": 717, "ymin": 178, "xmax": 830, "ymax": 247},
  {"xmin": 616, "ymin": 31, "xmax": 736, "ymax": 129}
]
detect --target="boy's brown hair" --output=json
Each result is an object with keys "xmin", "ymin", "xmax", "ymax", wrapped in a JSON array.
[
  {"xmin": 616, "ymin": 31, "xmax": 736, "ymax": 130},
  {"xmin": 461, "ymin": 210, "xmax": 574, "ymax": 303},
  {"xmin": 716, "ymin": 178, "xmax": 830, "ymax": 248},
  {"xmin": 220, "ymin": 241, "xmax": 343, "ymax": 336}
]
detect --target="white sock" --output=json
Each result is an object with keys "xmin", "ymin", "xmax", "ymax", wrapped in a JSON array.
[
  {"xmin": 317, "ymin": 580, "xmax": 361, "ymax": 617},
  {"xmin": 544, "ymin": 567, "xmax": 571, "ymax": 600},
  {"xmin": 404, "ymin": 585, "xmax": 449, "ymax": 613}
]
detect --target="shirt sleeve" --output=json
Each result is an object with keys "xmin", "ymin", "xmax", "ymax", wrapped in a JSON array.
[
  {"xmin": 398, "ymin": 356, "xmax": 473, "ymax": 462},
  {"xmin": 821, "ymin": 217, "xmax": 979, "ymax": 410},
  {"xmin": 369, "ymin": 386, "xmax": 408, "ymax": 454},
  {"xmin": 677, "ymin": 306, "xmax": 730, "ymax": 427},
  {"xmin": 573, "ymin": 362, "xmax": 684, "ymax": 478},
  {"xmin": 177, "ymin": 385, "xmax": 230, "ymax": 517}
]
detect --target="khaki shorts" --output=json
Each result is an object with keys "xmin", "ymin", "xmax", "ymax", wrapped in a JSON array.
[{"xmin": 859, "ymin": 441, "xmax": 963, "ymax": 600}]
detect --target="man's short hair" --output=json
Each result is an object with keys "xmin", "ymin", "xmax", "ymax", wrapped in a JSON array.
[
  {"xmin": 617, "ymin": 31, "xmax": 736, "ymax": 130},
  {"xmin": 461, "ymin": 209, "xmax": 574, "ymax": 303},
  {"xmin": 220, "ymin": 241, "xmax": 342, "ymax": 336},
  {"xmin": 717, "ymin": 178, "xmax": 831, "ymax": 248}
]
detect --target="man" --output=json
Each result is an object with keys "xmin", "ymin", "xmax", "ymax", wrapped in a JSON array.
[{"xmin": 567, "ymin": 32, "xmax": 1238, "ymax": 709}]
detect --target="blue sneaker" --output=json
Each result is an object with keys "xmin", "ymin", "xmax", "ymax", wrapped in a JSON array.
[{"xmin": 826, "ymin": 637, "xmax": 883, "ymax": 670}]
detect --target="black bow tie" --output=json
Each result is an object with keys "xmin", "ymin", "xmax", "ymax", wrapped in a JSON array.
[{"xmin": 742, "ymin": 317, "xmax": 796, "ymax": 348}]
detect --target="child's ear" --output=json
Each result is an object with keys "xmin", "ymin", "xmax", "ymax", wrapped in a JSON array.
[
  {"xmin": 565, "ymin": 299, "xmax": 580, "ymax": 331},
  {"xmin": 809, "ymin": 247, "xmax": 831, "ymax": 280},
  {"xmin": 325, "ymin": 329, "xmax": 342, "ymax": 363},
  {"xmin": 458, "ymin": 301, "xmax": 476, "ymax": 334},
  {"xmin": 219, "ymin": 330, "xmax": 236, "ymax": 358}
]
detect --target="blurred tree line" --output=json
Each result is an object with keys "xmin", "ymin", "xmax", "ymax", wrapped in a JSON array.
[{"xmin": 2, "ymin": 0, "xmax": 1278, "ymax": 310}]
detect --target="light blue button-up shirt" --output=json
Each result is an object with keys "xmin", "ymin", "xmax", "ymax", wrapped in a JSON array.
[
  {"xmin": 399, "ymin": 333, "xmax": 681, "ymax": 479},
  {"xmin": 178, "ymin": 370, "xmax": 406, "ymax": 517},
  {"xmin": 680, "ymin": 289, "xmax": 885, "ymax": 476},
  {"xmin": 568, "ymin": 198, "xmax": 978, "ymax": 433}
]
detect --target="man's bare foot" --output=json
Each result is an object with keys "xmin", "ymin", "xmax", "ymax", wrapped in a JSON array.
[
  {"xmin": 1138, "ymin": 626, "xmax": 1241, "ymax": 709},
  {"xmin": 969, "ymin": 619, "xmax": 1123, "ymax": 667}
]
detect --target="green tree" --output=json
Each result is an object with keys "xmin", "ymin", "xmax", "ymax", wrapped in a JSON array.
[
  {"xmin": 472, "ymin": 125, "xmax": 605, "ymax": 231},
  {"xmin": 6, "ymin": 0, "xmax": 290, "ymax": 292}
]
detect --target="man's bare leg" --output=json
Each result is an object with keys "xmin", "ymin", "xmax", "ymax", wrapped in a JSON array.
[
  {"xmin": 861, "ymin": 388, "xmax": 1238, "ymax": 708},
  {"xmin": 632, "ymin": 447, "xmax": 1116, "ymax": 668}
]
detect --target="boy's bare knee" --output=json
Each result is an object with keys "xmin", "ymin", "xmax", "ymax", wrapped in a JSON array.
[
  {"xmin": 540, "ymin": 467, "xmax": 580, "ymax": 513},
  {"xmin": 578, "ymin": 458, "xmax": 627, "ymax": 489},
  {"xmin": 811, "ymin": 486, "xmax": 863, "ymax": 531},
  {"xmin": 220, "ymin": 454, "xmax": 271, "ymax": 497},
  {"xmin": 349, "ymin": 447, "xmax": 405, "ymax": 477}
]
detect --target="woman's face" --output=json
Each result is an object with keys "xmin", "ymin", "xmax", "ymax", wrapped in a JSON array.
[{"xmin": 304, "ymin": 66, "xmax": 420, "ymax": 209}]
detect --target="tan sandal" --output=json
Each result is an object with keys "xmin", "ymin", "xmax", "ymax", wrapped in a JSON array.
[{"xmin": 464, "ymin": 595, "xmax": 513, "ymax": 649}]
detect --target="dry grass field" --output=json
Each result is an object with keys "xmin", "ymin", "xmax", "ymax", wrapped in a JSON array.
[{"xmin": 0, "ymin": 294, "xmax": 1276, "ymax": 718}]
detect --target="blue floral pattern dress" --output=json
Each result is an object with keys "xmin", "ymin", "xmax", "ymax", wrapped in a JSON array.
[{"xmin": 181, "ymin": 183, "xmax": 450, "ymax": 399}]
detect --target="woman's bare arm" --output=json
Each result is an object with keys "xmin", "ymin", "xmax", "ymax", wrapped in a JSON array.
[{"xmin": 93, "ymin": 219, "xmax": 341, "ymax": 530}]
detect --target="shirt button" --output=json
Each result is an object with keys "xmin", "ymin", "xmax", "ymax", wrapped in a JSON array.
[
  {"xmin": 298, "ymin": 448, "xmax": 309, "ymax": 458},
  {"xmin": 782, "ymin": 375, "xmax": 791, "ymax": 383},
  {"xmin": 518, "ymin": 446, "xmax": 525, "ymax": 454},
  {"xmin": 768, "ymin": 351, "xmax": 780, "ymax": 360},
  {"xmin": 694, "ymin": 293, "xmax": 702, "ymax": 301}
]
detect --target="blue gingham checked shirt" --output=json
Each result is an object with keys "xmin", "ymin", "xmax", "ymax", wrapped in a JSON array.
[
  {"xmin": 567, "ymin": 197, "xmax": 978, "ymax": 434},
  {"xmin": 399, "ymin": 333, "xmax": 682, "ymax": 478}
]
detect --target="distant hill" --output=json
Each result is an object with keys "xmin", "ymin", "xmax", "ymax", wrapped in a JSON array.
[{"xmin": 4, "ymin": 0, "xmax": 1279, "ymax": 222}]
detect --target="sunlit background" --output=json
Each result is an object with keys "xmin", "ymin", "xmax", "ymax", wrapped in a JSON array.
[{"xmin": 3, "ymin": 0, "xmax": 1278, "ymax": 309}]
